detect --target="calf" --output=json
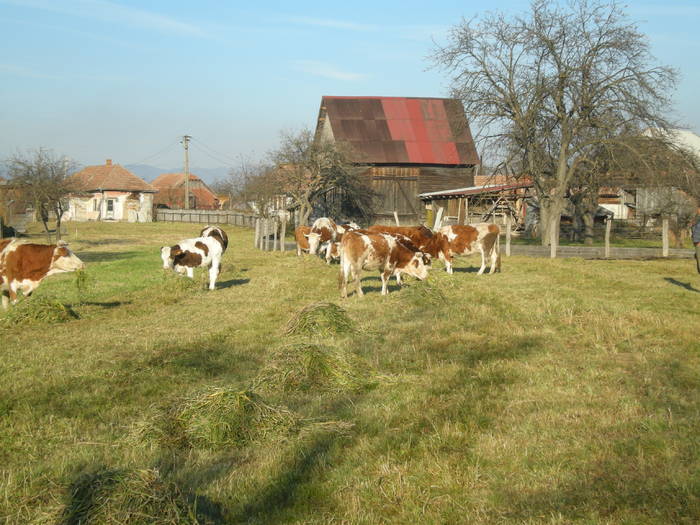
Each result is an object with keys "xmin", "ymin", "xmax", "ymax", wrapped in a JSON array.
[
  {"xmin": 440, "ymin": 223, "xmax": 501, "ymax": 275},
  {"xmin": 306, "ymin": 217, "xmax": 337, "ymax": 255},
  {"xmin": 200, "ymin": 225, "xmax": 228, "ymax": 254},
  {"xmin": 0, "ymin": 239, "xmax": 85, "ymax": 309},
  {"xmin": 367, "ymin": 224, "xmax": 453, "ymax": 273},
  {"xmin": 161, "ymin": 235, "xmax": 223, "ymax": 290},
  {"xmin": 294, "ymin": 226, "xmax": 311, "ymax": 256},
  {"xmin": 339, "ymin": 231, "xmax": 431, "ymax": 297}
]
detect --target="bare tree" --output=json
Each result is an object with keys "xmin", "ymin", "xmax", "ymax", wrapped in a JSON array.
[
  {"xmin": 433, "ymin": 0, "xmax": 677, "ymax": 245},
  {"xmin": 270, "ymin": 129, "xmax": 374, "ymax": 225},
  {"xmin": 6, "ymin": 149, "xmax": 75, "ymax": 241}
]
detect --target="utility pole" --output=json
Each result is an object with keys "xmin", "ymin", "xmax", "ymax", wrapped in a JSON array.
[{"xmin": 182, "ymin": 135, "xmax": 191, "ymax": 210}]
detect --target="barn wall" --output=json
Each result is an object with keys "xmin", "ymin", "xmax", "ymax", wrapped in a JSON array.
[{"xmin": 357, "ymin": 165, "xmax": 475, "ymax": 225}]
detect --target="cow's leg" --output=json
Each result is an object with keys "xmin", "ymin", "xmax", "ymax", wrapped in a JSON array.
[
  {"xmin": 8, "ymin": 283, "xmax": 19, "ymax": 305},
  {"xmin": 381, "ymin": 270, "xmax": 392, "ymax": 295},
  {"xmin": 354, "ymin": 265, "xmax": 364, "ymax": 297},
  {"xmin": 477, "ymin": 246, "xmax": 487, "ymax": 275},
  {"xmin": 208, "ymin": 261, "xmax": 220, "ymax": 290},
  {"xmin": 395, "ymin": 272, "xmax": 402, "ymax": 287},
  {"xmin": 186, "ymin": 267, "xmax": 194, "ymax": 279},
  {"xmin": 1, "ymin": 291, "xmax": 9, "ymax": 310}
]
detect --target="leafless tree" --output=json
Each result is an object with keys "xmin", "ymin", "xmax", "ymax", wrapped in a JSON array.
[
  {"xmin": 270, "ymin": 129, "xmax": 375, "ymax": 226},
  {"xmin": 433, "ymin": 0, "xmax": 677, "ymax": 245},
  {"xmin": 6, "ymin": 149, "xmax": 76, "ymax": 241}
]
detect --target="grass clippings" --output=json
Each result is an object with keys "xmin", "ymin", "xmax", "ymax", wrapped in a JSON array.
[
  {"xmin": 0, "ymin": 296, "xmax": 78, "ymax": 326},
  {"xmin": 135, "ymin": 388, "xmax": 297, "ymax": 450},
  {"xmin": 60, "ymin": 467, "xmax": 199, "ymax": 525},
  {"xmin": 256, "ymin": 342, "xmax": 372, "ymax": 394},
  {"xmin": 284, "ymin": 301, "xmax": 354, "ymax": 336}
]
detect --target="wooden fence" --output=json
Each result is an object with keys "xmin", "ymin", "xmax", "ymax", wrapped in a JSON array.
[{"xmin": 156, "ymin": 209, "xmax": 258, "ymax": 227}]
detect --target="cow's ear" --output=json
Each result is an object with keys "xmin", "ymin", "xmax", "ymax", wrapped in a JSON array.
[{"xmin": 57, "ymin": 240, "xmax": 68, "ymax": 247}]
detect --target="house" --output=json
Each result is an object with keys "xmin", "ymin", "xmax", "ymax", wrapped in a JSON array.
[
  {"xmin": 65, "ymin": 159, "xmax": 156, "ymax": 222},
  {"xmin": 151, "ymin": 172, "xmax": 220, "ymax": 210},
  {"xmin": 313, "ymin": 96, "xmax": 480, "ymax": 224}
]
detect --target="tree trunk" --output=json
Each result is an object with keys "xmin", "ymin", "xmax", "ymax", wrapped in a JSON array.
[
  {"xmin": 582, "ymin": 212, "xmax": 595, "ymax": 246},
  {"xmin": 539, "ymin": 197, "xmax": 566, "ymax": 247}
]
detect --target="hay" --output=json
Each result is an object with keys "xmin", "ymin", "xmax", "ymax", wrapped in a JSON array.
[
  {"xmin": 402, "ymin": 280, "xmax": 447, "ymax": 307},
  {"xmin": 284, "ymin": 302, "xmax": 354, "ymax": 336},
  {"xmin": 1, "ymin": 296, "xmax": 78, "ymax": 325},
  {"xmin": 135, "ymin": 388, "xmax": 297, "ymax": 450},
  {"xmin": 60, "ymin": 467, "xmax": 199, "ymax": 524},
  {"xmin": 256, "ymin": 342, "xmax": 371, "ymax": 394}
]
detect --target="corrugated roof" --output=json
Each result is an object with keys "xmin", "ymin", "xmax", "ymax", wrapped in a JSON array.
[
  {"xmin": 68, "ymin": 160, "xmax": 155, "ymax": 193},
  {"xmin": 318, "ymin": 96, "xmax": 480, "ymax": 166},
  {"xmin": 419, "ymin": 181, "xmax": 533, "ymax": 200}
]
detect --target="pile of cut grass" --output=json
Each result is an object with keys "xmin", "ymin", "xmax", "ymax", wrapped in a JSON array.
[
  {"xmin": 401, "ymin": 279, "xmax": 447, "ymax": 307},
  {"xmin": 134, "ymin": 387, "xmax": 297, "ymax": 450},
  {"xmin": 0, "ymin": 295, "xmax": 78, "ymax": 326},
  {"xmin": 60, "ymin": 467, "xmax": 198, "ymax": 525},
  {"xmin": 284, "ymin": 301, "xmax": 354, "ymax": 336},
  {"xmin": 256, "ymin": 342, "xmax": 371, "ymax": 394}
]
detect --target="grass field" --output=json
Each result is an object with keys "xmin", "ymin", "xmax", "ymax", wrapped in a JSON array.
[{"xmin": 1, "ymin": 221, "xmax": 699, "ymax": 524}]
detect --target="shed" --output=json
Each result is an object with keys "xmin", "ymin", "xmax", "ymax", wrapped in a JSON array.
[
  {"xmin": 151, "ymin": 172, "xmax": 220, "ymax": 210},
  {"xmin": 314, "ymin": 96, "xmax": 480, "ymax": 224}
]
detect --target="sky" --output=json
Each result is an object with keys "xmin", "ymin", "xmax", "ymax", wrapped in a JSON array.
[{"xmin": 1, "ymin": 0, "xmax": 699, "ymax": 173}]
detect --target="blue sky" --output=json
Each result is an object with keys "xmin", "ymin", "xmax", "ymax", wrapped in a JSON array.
[{"xmin": 1, "ymin": 0, "xmax": 699, "ymax": 171}]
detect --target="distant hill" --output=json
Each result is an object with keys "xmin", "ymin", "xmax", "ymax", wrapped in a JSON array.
[{"xmin": 125, "ymin": 164, "xmax": 230, "ymax": 185}]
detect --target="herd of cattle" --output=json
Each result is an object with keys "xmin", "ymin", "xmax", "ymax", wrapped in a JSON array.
[
  {"xmin": 0, "ymin": 219, "xmax": 501, "ymax": 308},
  {"xmin": 294, "ymin": 218, "xmax": 501, "ymax": 297}
]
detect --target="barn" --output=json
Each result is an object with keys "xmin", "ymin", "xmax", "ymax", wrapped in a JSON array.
[
  {"xmin": 314, "ymin": 96, "xmax": 480, "ymax": 224},
  {"xmin": 151, "ymin": 172, "xmax": 220, "ymax": 210}
]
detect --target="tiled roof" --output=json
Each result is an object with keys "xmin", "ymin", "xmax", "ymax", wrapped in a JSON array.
[
  {"xmin": 151, "ymin": 172, "xmax": 201, "ymax": 189},
  {"xmin": 317, "ymin": 96, "xmax": 480, "ymax": 166},
  {"xmin": 68, "ymin": 160, "xmax": 155, "ymax": 192}
]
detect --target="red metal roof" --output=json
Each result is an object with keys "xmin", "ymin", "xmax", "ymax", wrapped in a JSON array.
[{"xmin": 318, "ymin": 96, "xmax": 480, "ymax": 166}]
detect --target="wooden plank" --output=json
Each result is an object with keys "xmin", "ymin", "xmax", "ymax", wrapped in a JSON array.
[
  {"xmin": 505, "ymin": 214, "xmax": 511, "ymax": 256},
  {"xmin": 604, "ymin": 218, "xmax": 612, "ymax": 259},
  {"xmin": 662, "ymin": 217, "xmax": 669, "ymax": 257},
  {"xmin": 280, "ymin": 217, "xmax": 287, "ymax": 252}
]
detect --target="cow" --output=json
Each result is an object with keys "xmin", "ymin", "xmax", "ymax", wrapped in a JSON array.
[
  {"xmin": 306, "ymin": 217, "xmax": 337, "ymax": 255},
  {"xmin": 320, "ymin": 240, "xmax": 341, "ymax": 263},
  {"xmin": 0, "ymin": 239, "xmax": 85, "ymax": 309},
  {"xmin": 367, "ymin": 224, "xmax": 453, "ymax": 273},
  {"xmin": 160, "ymin": 235, "xmax": 223, "ymax": 290},
  {"xmin": 339, "ymin": 230, "xmax": 431, "ymax": 297},
  {"xmin": 200, "ymin": 225, "xmax": 228, "ymax": 254},
  {"xmin": 440, "ymin": 223, "xmax": 501, "ymax": 275},
  {"xmin": 294, "ymin": 225, "xmax": 311, "ymax": 256}
]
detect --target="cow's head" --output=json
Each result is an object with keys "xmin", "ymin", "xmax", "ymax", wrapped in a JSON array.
[
  {"xmin": 305, "ymin": 232, "xmax": 322, "ymax": 255},
  {"xmin": 403, "ymin": 251, "xmax": 430, "ymax": 281},
  {"xmin": 161, "ymin": 245, "xmax": 182, "ymax": 270},
  {"xmin": 50, "ymin": 241, "xmax": 85, "ymax": 273}
]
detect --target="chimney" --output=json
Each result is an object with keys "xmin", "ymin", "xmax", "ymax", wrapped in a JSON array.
[{"xmin": 106, "ymin": 159, "xmax": 112, "ymax": 166}]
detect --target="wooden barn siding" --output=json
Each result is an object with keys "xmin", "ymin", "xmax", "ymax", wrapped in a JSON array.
[{"xmin": 357, "ymin": 165, "xmax": 475, "ymax": 224}]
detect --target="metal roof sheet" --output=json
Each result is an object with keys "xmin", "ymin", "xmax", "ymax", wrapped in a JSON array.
[
  {"xmin": 319, "ymin": 96, "xmax": 480, "ymax": 166},
  {"xmin": 419, "ymin": 181, "xmax": 533, "ymax": 200}
]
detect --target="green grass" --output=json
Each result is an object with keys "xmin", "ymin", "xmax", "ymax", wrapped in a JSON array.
[{"xmin": 1, "ymin": 221, "xmax": 699, "ymax": 524}]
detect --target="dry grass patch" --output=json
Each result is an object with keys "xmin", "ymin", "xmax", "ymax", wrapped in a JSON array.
[
  {"xmin": 256, "ymin": 342, "xmax": 372, "ymax": 394},
  {"xmin": 283, "ymin": 301, "xmax": 355, "ymax": 336}
]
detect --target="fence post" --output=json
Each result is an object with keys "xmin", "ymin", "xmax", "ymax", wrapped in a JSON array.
[
  {"xmin": 264, "ymin": 219, "xmax": 270, "ymax": 251},
  {"xmin": 505, "ymin": 214, "xmax": 511, "ymax": 256},
  {"xmin": 433, "ymin": 205, "xmax": 444, "ymax": 231},
  {"xmin": 393, "ymin": 211, "xmax": 400, "ymax": 226},
  {"xmin": 662, "ymin": 217, "xmax": 669, "ymax": 257},
  {"xmin": 604, "ymin": 217, "xmax": 612, "ymax": 259},
  {"xmin": 280, "ymin": 217, "xmax": 287, "ymax": 252},
  {"xmin": 254, "ymin": 219, "xmax": 260, "ymax": 248},
  {"xmin": 273, "ymin": 219, "xmax": 279, "ymax": 251}
]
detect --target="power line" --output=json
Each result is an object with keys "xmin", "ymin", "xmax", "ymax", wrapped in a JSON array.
[
  {"xmin": 189, "ymin": 141, "xmax": 238, "ymax": 168},
  {"xmin": 126, "ymin": 137, "xmax": 182, "ymax": 166},
  {"xmin": 190, "ymin": 137, "xmax": 243, "ymax": 166}
]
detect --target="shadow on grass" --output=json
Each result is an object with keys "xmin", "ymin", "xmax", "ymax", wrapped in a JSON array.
[
  {"xmin": 664, "ymin": 277, "xmax": 700, "ymax": 293},
  {"xmin": 78, "ymin": 251, "xmax": 140, "ymax": 263},
  {"xmin": 217, "ymin": 278, "xmax": 251, "ymax": 289}
]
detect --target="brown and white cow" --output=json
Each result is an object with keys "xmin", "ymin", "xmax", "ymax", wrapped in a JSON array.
[
  {"xmin": 339, "ymin": 230, "xmax": 431, "ymax": 297},
  {"xmin": 294, "ymin": 226, "xmax": 311, "ymax": 256},
  {"xmin": 161, "ymin": 235, "xmax": 223, "ymax": 290},
  {"xmin": 440, "ymin": 223, "xmax": 501, "ymax": 275},
  {"xmin": 306, "ymin": 217, "xmax": 337, "ymax": 255},
  {"xmin": 320, "ymin": 240, "xmax": 341, "ymax": 263},
  {"xmin": 367, "ymin": 224, "xmax": 453, "ymax": 273},
  {"xmin": 0, "ymin": 239, "xmax": 85, "ymax": 309},
  {"xmin": 200, "ymin": 225, "xmax": 228, "ymax": 254}
]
